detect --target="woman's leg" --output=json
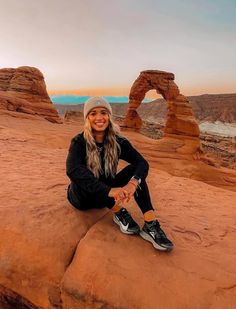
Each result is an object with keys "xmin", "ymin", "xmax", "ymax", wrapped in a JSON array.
[
  {"xmin": 108, "ymin": 164, "xmax": 155, "ymax": 234},
  {"xmin": 67, "ymin": 181, "xmax": 115, "ymax": 210},
  {"xmin": 114, "ymin": 166, "xmax": 174, "ymax": 250},
  {"xmin": 68, "ymin": 164, "xmax": 154, "ymax": 214}
]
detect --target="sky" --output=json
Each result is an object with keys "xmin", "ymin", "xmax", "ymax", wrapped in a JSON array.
[{"xmin": 0, "ymin": 0, "xmax": 235, "ymax": 98}]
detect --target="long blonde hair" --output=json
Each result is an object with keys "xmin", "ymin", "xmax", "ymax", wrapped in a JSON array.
[{"xmin": 83, "ymin": 116, "xmax": 121, "ymax": 178}]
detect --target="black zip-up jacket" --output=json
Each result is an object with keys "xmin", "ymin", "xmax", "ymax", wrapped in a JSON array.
[{"xmin": 66, "ymin": 132, "xmax": 149, "ymax": 196}]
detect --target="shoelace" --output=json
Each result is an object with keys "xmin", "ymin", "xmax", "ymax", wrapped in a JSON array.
[
  {"xmin": 149, "ymin": 221, "xmax": 166, "ymax": 237},
  {"xmin": 147, "ymin": 221, "xmax": 171, "ymax": 245},
  {"xmin": 149, "ymin": 220, "xmax": 160, "ymax": 230}
]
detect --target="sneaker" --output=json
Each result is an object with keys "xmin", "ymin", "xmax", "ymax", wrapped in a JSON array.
[
  {"xmin": 140, "ymin": 220, "xmax": 173, "ymax": 251},
  {"xmin": 113, "ymin": 208, "xmax": 140, "ymax": 235}
]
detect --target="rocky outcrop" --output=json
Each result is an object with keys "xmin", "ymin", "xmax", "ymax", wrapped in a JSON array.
[{"xmin": 0, "ymin": 66, "xmax": 62, "ymax": 123}]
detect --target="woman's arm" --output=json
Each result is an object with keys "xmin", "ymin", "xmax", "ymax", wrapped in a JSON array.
[{"xmin": 119, "ymin": 137, "xmax": 149, "ymax": 180}]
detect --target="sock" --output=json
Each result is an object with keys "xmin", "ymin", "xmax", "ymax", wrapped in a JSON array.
[{"xmin": 143, "ymin": 210, "xmax": 156, "ymax": 222}]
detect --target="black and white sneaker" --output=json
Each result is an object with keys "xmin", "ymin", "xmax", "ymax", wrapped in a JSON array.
[
  {"xmin": 140, "ymin": 220, "xmax": 173, "ymax": 251},
  {"xmin": 113, "ymin": 208, "xmax": 140, "ymax": 235}
]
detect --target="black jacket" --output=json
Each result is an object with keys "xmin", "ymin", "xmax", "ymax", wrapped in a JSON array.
[{"xmin": 66, "ymin": 132, "xmax": 149, "ymax": 196}]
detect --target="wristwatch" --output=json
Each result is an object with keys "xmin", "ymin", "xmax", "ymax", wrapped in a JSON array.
[{"xmin": 131, "ymin": 175, "xmax": 141, "ymax": 185}]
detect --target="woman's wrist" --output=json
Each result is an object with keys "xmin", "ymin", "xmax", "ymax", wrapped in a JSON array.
[{"xmin": 128, "ymin": 180, "xmax": 138, "ymax": 189}]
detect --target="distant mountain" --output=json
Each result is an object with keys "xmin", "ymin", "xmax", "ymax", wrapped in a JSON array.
[
  {"xmin": 54, "ymin": 93, "xmax": 236, "ymax": 124},
  {"xmin": 51, "ymin": 95, "xmax": 151, "ymax": 104},
  {"xmin": 188, "ymin": 93, "xmax": 236, "ymax": 123},
  {"xmin": 146, "ymin": 93, "xmax": 236, "ymax": 124}
]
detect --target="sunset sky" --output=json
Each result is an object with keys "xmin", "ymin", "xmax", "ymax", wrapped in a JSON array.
[{"xmin": 0, "ymin": 0, "xmax": 235, "ymax": 98}]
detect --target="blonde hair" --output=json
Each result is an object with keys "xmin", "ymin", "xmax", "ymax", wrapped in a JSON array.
[{"xmin": 83, "ymin": 116, "xmax": 121, "ymax": 178}]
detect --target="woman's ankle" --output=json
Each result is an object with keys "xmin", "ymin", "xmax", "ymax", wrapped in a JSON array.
[{"xmin": 143, "ymin": 210, "xmax": 156, "ymax": 222}]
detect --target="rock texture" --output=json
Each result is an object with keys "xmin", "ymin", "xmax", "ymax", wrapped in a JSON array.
[
  {"xmin": 0, "ymin": 111, "xmax": 236, "ymax": 309},
  {"xmin": 201, "ymin": 133, "xmax": 236, "ymax": 169},
  {"xmin": 0, "ymin": 66, "xmax": 62, "ymax": 123}
]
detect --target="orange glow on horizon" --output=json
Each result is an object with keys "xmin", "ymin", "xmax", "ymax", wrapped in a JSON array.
[
  {"xmin": 48, "ymin": 86, "xmax": 235, "ymax": 99},
  {"xmin": 48, "ymin": 88, "xmax": 130, "ymax": 96}
]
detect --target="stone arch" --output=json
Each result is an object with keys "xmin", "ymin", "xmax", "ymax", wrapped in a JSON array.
[{"xmin": 123, "ymin": 70, "xmax": 200, "ymax": 138}]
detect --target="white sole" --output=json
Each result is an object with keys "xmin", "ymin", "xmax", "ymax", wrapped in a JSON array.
[
  {"xmin": 113, "ymin": 216, "xmax": 139, "ymax": 235},
  {"xmin": 140, "ymin": 231, "xmax": 172, "ymax": 251}
]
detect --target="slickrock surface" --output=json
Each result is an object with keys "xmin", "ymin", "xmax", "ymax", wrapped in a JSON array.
[
  {"xmin": 0, "ymin": 110, "xmax": 236, "ymax": 309},
  {"xmin": 0, "ymin": 66, "xmax": 62, "ymax": 124}
]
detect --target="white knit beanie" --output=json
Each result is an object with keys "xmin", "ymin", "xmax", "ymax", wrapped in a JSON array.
[{"xmin": 84, "ymin": 96, "xmax": 112, "ymax": 119}]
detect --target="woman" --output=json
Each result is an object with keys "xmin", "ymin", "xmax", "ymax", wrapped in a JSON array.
[{"xmin": 66, "ymin": 96, "xmax": 173, "ymax": 251}]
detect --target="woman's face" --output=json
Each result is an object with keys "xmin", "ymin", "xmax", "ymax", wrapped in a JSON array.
[{"xmin": 87, "ymin": 107, "xmax": 110, "ymax": 133}]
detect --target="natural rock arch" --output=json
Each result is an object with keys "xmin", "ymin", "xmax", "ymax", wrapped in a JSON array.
[{"xmin": 123, "ymin": 70, "xmax": 200, "ymax": 138}]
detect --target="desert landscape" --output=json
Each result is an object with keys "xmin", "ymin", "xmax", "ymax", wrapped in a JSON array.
[{"xmin": 0, "ymin": 66, "xmax": 236, "ymax": 309}]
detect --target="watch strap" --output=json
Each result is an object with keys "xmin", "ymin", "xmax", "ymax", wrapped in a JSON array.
[{"xmin": 131, "ymin": 175, "xmax": 141, "ymax": 185}]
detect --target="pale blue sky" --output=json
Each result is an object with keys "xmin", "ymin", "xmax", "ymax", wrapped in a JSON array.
[{"xmin": 0, "ymin": 0, "xmax": 235, "ymax": 95}]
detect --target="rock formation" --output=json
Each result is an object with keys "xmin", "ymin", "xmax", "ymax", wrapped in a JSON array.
[
  {"xmin": 0, "ymin": 111, "xmax": 236, "ymax": 309},
  {"xmin": 0, "ymin": 66, "xmax": 62, "ymax": 123},
  {"xmin": 123, "ymin": 70, "xmax": 199, "ymax": 135},
  {"xmin": 123, "ymin": 70, "xmax": 201, "ymax": 156}
]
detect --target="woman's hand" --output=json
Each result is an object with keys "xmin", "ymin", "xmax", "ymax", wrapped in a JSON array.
[
  {"xmin": 109, "ymin": 180, "xmax": 138, "ymax": 204},
  {"xmin": 122, "ymin": 181, "xmax": 137, "ymax": 202},
  {"xmin": 108, "ymin": 187, "xmax": 130, "ymax": 204}
]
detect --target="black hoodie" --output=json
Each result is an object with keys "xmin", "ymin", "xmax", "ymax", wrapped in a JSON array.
[{"xmin": 66, "ymin": 132, "xmax": 149, "ymax": 196}]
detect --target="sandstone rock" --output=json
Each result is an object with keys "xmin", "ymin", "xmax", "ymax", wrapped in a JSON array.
[
  {"xmin": 0, "ymin": 112, "xmax": 236, "ymax": 308},
  {"xmin": 123, "ymin": 70, "xmax": 201, "ymax": 156},
  {"xmin": 123, "ymin": 70, "xmax": 199, "ymax": 135},
  {"xmin": 0, "ymin": 66, "xmax": 62, "ymax": 124}
]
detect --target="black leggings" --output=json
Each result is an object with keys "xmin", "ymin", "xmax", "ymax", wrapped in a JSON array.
[{"xmin": 67, "ymin": 164, "xmax": 154, "ymax": 214}]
